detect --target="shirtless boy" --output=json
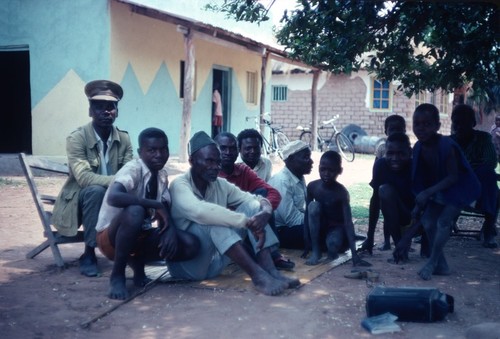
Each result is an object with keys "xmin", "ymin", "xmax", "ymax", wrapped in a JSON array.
[{"xmin": 304, "ymin": 151, "xmax": 371, "ymax": 267}]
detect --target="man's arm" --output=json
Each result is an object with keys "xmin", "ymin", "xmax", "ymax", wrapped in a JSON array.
[
  {"xmin": 107, "ymin": 182, "xmax": 169, "ymax": 227},
  {"xmin": 67, "ymin": 132, "xmax": 113, "ymax": 188},
  {"xmin": 415, "ymin": 148, "xmax": 460, "ymax": 209},
  {"xmin": 341, "ymin": 188, "xmax": 370, "ymax": 266},
  {"xmin": 170, "ymin": 178, "xmax": 250, "ymax": 229},
  {"xmin": 241, "ymin": 166, "xmax": 281, "ymax": 210}
]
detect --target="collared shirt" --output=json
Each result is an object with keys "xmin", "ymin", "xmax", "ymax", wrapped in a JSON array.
[
  {"xmin": 218, "ymin": 163, "xmax": 281, "ymax": 210},
  {"xmin": 269, "ymin": 167, "xmax": 307, "ymax": 228},
  {"xmin": 93, "ymin": 129, "xmax": 112, "ymax": 175},
  {"xmin": 52, "ymin": 122, "xmax": 133, "ymax": 236},
  {"xmin": 236, "ymin": 156, "xmax": 272, "ymax": 182},
  {"xmin": 96, "ymin": 158, "xmax": 170, "ymax": 232},
  {"xmin": 170, "ymin": 169, "xmax": 264, "ymax": 231}
]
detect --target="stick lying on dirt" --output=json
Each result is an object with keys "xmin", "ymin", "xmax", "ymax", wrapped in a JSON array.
[{"xmin": 80, "ymin": 269, "xmax": 170, "ymax": 329}]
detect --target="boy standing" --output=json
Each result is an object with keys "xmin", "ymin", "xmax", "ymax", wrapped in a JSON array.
[
  {"xmin": 95, "ymin": 128, "xmax": 199, "ymax": 299},
  {"xmin": 412, "ymin": 104, "xmax": 480, "ymax": 280},
  {"xmin": 304, "ymin": 151, "xmax": 370, "ymax": 267}
]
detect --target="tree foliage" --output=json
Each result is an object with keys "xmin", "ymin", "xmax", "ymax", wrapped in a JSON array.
[{"xmin": 208, "ymin": 1, "xmax": 499, "ymax": 98}]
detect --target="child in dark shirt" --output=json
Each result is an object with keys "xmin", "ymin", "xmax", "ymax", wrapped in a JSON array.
[
  {"xmin": 359, "ymin": 132, "xmax": 414, "ymax": 256},
  {"xmin": 411, "ymin": 104, "xmax": 480, "ymax": 280}
]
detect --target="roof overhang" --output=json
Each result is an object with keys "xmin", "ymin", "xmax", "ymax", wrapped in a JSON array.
[{"xmin": 115, "ymin": 0, "xmax": 316, "ymax": 69}]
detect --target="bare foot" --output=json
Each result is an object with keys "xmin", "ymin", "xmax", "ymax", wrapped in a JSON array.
[
  {"xmin": 305, "ymin": 251, "xmax": 321, "ymax": 266},
  {"xmin": 133, "ymin": 274, "xmax": 152, "ymax": 287},
  {"xmin": 251, "ymin": 270, "xmax": 286, "ymax": 296},
  {"xmin": 272, "ymin": 273, "xmax": 301, "ymax": 289},
  {"xmin": 108, "ymin": 275, "xmax": 128, "ymax": 300},
  {"xmin": 327, "ymin": 251, "xmax": 339, "ymax": 261},
  {"xmin": 418, "ymin": 264, "xmax": 434, "ymax": 280},
  {"xmin": 378, "ymin": 243, "xmax": 391, "ymax": 251},
  {"xmin": 353, "ymin": 257, "xmax": 372, "ymax": 267},
  {"xmin": 129, "ymin": 257, "xmax": 150, "ymax": 287},
  {"xmin": 433, "ymin": 260, "xmax": 450, "ymax": 276}
]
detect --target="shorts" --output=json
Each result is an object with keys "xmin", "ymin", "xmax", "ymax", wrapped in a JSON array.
[
  {"xmin": 96, "ymin": 228, "xmax": 157, "ymax": 261},
  {"xmin": 96, "ymin": 229, "xmax": 115, "ymax": 260}
]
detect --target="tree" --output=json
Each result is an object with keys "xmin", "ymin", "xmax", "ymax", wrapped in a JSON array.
[{"xmin": 208, "ymin": 1, "xmax": 499, "ymax": 99}]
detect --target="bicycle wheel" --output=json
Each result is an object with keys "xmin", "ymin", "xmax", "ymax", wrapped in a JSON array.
[{"xmin": 335, "ymin": 133, "xmax": 355, "ymax": 162}]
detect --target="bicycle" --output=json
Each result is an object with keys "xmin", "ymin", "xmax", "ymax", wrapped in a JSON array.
[
  {"xmin": 296, "ymin": 114, "xmax": 355, "ymax": 162},
  {"xmin": 245, "ymin": 114, "xmax": 290, "ymax": 160}
]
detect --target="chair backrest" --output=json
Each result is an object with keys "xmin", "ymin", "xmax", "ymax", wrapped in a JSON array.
[{"xmin": 18, "ymin": 153, "xmax": 69, "ymax": 229}]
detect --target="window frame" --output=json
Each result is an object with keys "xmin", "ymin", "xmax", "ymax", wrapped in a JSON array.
[
  {"xmin": 246, "ymin": 71, "xmax": 258, "ymax": 104},
  {"xmin": 271, "ymin": 85, "xmax": 288, "ymax": 102},
  {"xmin": 371, "ymin": 78, "xmax": 392, "ymax": 111}
]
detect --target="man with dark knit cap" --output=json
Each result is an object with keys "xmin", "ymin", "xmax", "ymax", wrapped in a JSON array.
[
  {"xmin": 168, "ymin": 131, "xmax": 300, "ymax": 296},
  {"xmin": 52, "ymin": 80, "xmax": 133, "ymax": 277}
]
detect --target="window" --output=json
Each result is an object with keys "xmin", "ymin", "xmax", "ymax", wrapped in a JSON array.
[
  {"xmin": 272, "ymin": 85, "xmax": 288, "ymax": 101},
  {"xmin": 372, "ymin": 79, "xmax": 391, "ymax": 110},
  {"xmin": 438, "ymin": 91, "xmax": 449, "ymax": 114},
  {"xmin": 415, "ymin": 91, "xmax": 427, "ymax": 109},
  {"xmin": 180, "ymin": 60, "xmax": 197, "ymax": 100},
  {"xmin": 246, "ymin": 71, "xmax": 257, "ymax": 104}
]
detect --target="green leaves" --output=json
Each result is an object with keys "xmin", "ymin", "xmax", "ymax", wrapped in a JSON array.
[{"xmin": 209, "ymin": 1, "xmax": 499, "ymax": 97}]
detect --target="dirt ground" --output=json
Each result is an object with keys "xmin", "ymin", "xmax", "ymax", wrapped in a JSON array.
[{"xmin": 0, "ymin": 153, "xmax": 499, "ymax": 338}]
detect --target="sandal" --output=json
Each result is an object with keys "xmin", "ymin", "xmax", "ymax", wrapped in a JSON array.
[{"xmin": 274, "ymin": 254, "xmax": 295, "ymax": 271}]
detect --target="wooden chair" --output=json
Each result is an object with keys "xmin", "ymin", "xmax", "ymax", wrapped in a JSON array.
[{"xmin": 19, "ymin": 153, "xmax": 84, "ymax": 267}]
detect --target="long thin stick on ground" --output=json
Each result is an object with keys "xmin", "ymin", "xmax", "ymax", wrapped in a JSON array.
[{"xmin": 80, "ymin": 269, "xmax": 170, "ymax": 329}]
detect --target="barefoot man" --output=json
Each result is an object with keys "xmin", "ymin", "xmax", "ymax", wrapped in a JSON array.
[{"xmin": 168, "ymin": 131, "xmax": 300, "ymax": 295}]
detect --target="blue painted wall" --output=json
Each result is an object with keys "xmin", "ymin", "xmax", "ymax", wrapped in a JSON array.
[{"xmin": 0, "ymin": 0, "xmax": 111, "ymax": 108}]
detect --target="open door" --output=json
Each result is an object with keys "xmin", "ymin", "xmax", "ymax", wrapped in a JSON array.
[
  {"xmin": 212, "ymin": 68, "xmax": 230, "ymax": 138},
  {"xmin": 0, "ymin": 48, "xmax": 32, "ymax": 153}
]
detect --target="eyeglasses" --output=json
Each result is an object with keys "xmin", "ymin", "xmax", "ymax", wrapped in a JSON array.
[{"xmin": 90, "ymin": 101, "xmax": 117, "ymax": 112}]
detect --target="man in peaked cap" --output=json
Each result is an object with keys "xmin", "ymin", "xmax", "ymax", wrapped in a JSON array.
[
  {"xmin": 168, "ymin": 131, "xmax": 300, "ymax": 296},
  {"xmin": 52, "ymin": 80, "xmax": 133, "ymax": 277},
  {"xmin": 269, "ymin": 140, "xmax": 314, "ymax": 253}
]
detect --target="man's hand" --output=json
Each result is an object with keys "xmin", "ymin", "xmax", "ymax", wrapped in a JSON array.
[
  {"xmin": 158, "ymin": 226, "xmax": 178, "ymax": 259},
  {"xmin": 153, "ymin": 207, "xmax": 170, "ymax": 233},
  {"xmin": 246, "ymin": 210, "xmax": 270, "ymax": 233},
  {"xmin": 245, "ymin": 211, "xmax": 270, "ymax": 249},
  {"xmin": 414, "ymin": 190, "xmax": 431, "ymax": 211}
]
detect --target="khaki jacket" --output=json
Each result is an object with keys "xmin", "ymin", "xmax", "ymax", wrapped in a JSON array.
[{"xmin": 52, "ymin": 122, "xmax": 133, "ymax": 236}]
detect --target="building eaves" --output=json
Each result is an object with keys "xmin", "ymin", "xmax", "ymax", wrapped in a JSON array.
[{"xmin": 116, "ymin": 0, "xmax": 315, "ymax": 69}]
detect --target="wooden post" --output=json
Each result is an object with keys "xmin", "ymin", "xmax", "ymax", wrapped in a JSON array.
[
  {"xmin": 260, "ymin": 49, "xmax": 268, "ymax": 135},
  {"xmin": 179, "ymin": 28, "xmax": 194, "ymax": 163},
  {"xmin": 311, "ymin": 69, "xmax": 320, "ymax": 151}
]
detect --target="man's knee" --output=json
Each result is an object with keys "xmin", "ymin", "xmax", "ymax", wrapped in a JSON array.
[
  {"xmin": 80, "ymin": 185, "xmax": 107, "ymax": 202},
  {"xmin": 121, "ymin": 205, "xmax": 147, "ymax": 229},
  {"xmin": 378, "ymin": 184, "xmax": 398, "ymax": 201}
]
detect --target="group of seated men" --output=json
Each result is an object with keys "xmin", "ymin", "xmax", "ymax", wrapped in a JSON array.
[{"xmin": 51, "ymin": 80, "xmax": 497, "ymax": 299}]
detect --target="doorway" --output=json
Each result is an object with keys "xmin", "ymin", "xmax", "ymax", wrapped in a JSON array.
[
  {"xmin": 212, "ymin": 68, "xmax": 230, "ymax": 138},
  {"xmin": 0, "ymin": 49, "xmax": 32, "ymax": 153}
]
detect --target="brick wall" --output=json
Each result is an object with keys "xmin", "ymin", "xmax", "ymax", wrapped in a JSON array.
[{"xmin": 271, "ymin": 73, "xmax": 452, "ymax": 143}]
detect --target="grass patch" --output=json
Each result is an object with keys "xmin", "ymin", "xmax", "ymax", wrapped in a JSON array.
[
  {"xmin": 348, "ymin": 182, "xmax": 371, "ymax": 225},
  {"xmin": 0, "ymin": 177, "xmax": 15, "ymax": 186}
]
